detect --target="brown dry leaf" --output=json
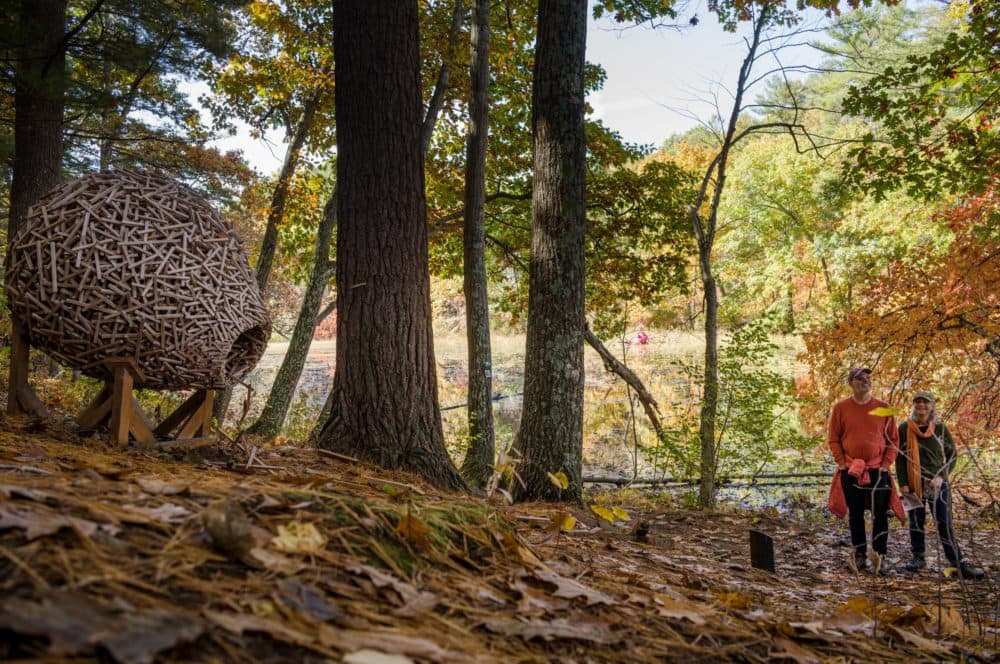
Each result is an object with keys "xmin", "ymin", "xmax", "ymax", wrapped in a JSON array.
[
  {"xmin": 0, "ymin": 483, "xmax": 52, "ymax": 502},
  {"xmin": 769, "ymin": 637, "xmax": 821, "ymax": 664},
  {"xmin": 884, "ymin": 624, "xmax": 952, "ymax": 655},
  {"xmin": 653, "ymin": 595, "xmax": 711, "ymax": 625},
  {"xmin": 0, "ymin": 501, "xmax": 98, "ymax": 540},
  {"xmin": 716, "ymin": 591, "xmax": 753, "ymax": 610},
  {"xmin": 482, "ymin": 617, "xmax": 615, "ymax": 644},
  {"xmin": 121, "ymin": 502, "xmax": 192, "ymax": 524},
  {"xmin": 205, "ymin": 609, "xmax": 332, "ymax": 655},
  {"xmin": 513, "ymin": 578, "xmax": 571, "ymax": 615},
  {"xmin": 938, "ymin": 606, "xmax": 966, "ymax": 635},
  {"xmin": 343, "ymin": 650, "xmax": 414, "ymax": 664},
  {"xmin": 529, "ymin": 567, "xmax": 616, "ymax": 606},
  {"xmin": 839, "ymin": 595, "xmax": 873, "ymax": 617},
  {"xmin": 394, "ymin": 512, "xmax": 432, "ymax": 551},
  {"xmin": 0, "ymin": 591, "xmax": 203, "ymax": 663},
  {"xmin": 135, "ymin": 478, "xmax": 189, "ymax": 496},
  {"xmin": 271, "ymin": 521, "xmax": 328, "ymax": 554},
  {"xmin": 495, "ymin": 529, "xmax": 543, "ymax": 568},
  {"xmin": 247, "ymin": 547, "xmax": 303, "ymax": 575},
  {"xmin": 324, "ymin": 626, "xmax": 463, "ymax": 662},
  {"xmin": 275, "ymin": 579, "xmax": 341, "ymax": 623},
  {"xmin": 348, "ymin": 563, "xmax": 425, "ymax": 606}
]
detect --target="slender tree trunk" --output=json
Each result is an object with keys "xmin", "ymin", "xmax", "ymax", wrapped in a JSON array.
[
  {"xmin": 699, "ymin": 269, "xmax": 719, "ymax": 508},
  {"xmin": 513, "ymin": 0, "xmax": 588, "ymax": 503},
  {"xmin": 315, "ymin": 0, "xmax": 464, "ymax": 491},
  {"xmin": 8, "ymin": 0, "xmax": 67, "ymax": 241},
  {"xmin": 214, "ymin": 90, "xmax": 324, "ymax": 425},
  {"xmin": 247, "ymin": 193, "xmax": 336, "ymax": 438},
  {"xmin": 458, "ymin": 0, "xmax": 495, "ymax": 488},
  {"xmin": 254, "ymin": 88, "xmax": 324, "ymax": 295},
  {"xmin": 421, "ymin": 0, "xmax": 463, "ymax": 156}
]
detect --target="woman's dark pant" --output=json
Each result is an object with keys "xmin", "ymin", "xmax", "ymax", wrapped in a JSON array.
[
  {"xmin": 908, "ymin": 481, "xmax": 962, "ymax": 564},
  {"xmin": 840, "ymin": 468, "xmax": 890, "ymax": 556}
]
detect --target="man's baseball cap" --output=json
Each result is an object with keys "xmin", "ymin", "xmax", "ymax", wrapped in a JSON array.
[
  {"xmin": 847, "ymin": 367, "xmax": 872, "ymax": 382},
  {"xmin": 912, "ymin": 391, "xmax": 935, "ymax": 403}
]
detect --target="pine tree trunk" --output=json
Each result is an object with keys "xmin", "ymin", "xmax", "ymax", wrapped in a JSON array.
[
  {"xmin": 513, "ymin": 0, "xmax": 588, "ymax": 503},
  {"xmin": 459, "ymin": 0, "xmax": 495, "ymax": 489},
  {"xmin": 247, "ymin": 194, "xmax": 336, "ymax": 439},
  {"xmin": 8, "ymin": 0, "xmax": 67, "ymax": 241},
  {"xmin": 314, "ymin": 0, "xmax": 464, "ymax": 492}
]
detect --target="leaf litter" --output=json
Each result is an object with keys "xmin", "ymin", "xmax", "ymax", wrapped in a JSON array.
[{"xmin": 0, "ymin": 414, "xmax": 996, "ymax": 662}]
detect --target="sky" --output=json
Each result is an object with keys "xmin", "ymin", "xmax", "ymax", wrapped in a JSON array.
[{"xmin": 208, "ymin": 7, "xmax": 833, "ymax": 174}]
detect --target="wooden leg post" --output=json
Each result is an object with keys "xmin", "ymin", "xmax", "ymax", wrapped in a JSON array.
[{"xmin": 7, "ymin": 316, "xmax": 48, "ymax": 417}]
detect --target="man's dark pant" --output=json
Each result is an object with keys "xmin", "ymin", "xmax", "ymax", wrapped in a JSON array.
[
  {"xmin": 840, "ymin": 468, "xmax": 890, "ymax": 556},
  {"xmin": 909, "ymin": 481, "xmax": 962, "ymax": 564}
]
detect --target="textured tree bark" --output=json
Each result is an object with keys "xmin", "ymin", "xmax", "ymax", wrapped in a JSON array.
[
  {"xmin": 698, "ymin": 272, "xmax": 719, "ymax": 509},
  {"xmin": 315, "ymin": 0, "xmax": 464, "ymax": 491},
  {"xmin": 247, "ymin": 194, "xmax": 336, "ymax": 439},
  {"xmin": 458, "ymin": 0, "xmax": 495, "ymax": 489},
  {"xmin": 513, "ymin": 0, "xmax": 588, "ymax": 503},
  {"xmin": 8, "ymin": 0, "xmax": 67, "ymax": 241}
]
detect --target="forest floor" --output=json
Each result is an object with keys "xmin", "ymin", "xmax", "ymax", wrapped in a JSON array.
[{"xmin": 0, "ymin": 413, "xmax": 997, "ymax": 663}]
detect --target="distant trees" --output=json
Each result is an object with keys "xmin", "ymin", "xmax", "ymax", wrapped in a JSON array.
[{"xmin": 313, "ymin": 0, "xmax": 464, "ymax": 491}]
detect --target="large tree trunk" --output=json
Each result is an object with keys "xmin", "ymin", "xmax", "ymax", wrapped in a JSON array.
[
  {"xmin": 247, "ymin": 193, "xmax": 335, "ymax": 439},
  {"xmin": 458, "ymin": 0, "xmax": 495, "ymax": 489},
  {"xmin": 513, "ymin": 0, "xmax": 588, "ymax": 503},
  {"xmin": 8, "ymin": 0, "xmax": 67, "ymax": 241},
  {"xmin": 314, "ymin": 0, "xmax": 464, "ymax": 491}
]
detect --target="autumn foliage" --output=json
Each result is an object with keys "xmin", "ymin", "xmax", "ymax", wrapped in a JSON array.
[{"xmin": 800, "ymin": 187, "xmax": 1000, "ymax": 446}]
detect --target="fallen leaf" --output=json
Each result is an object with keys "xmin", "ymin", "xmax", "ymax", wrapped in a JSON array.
[
  {"xmin": 884, "ymin": 624, "xmax": 951, "ymax": 654},
  {"xmin": 590, "ymin": 505, "xmax": 616, "ymax": 523},
  {"xmin": 272, "ymin": 521, "xmax": 328, "ymax": 554},
  {"xmin": 513, "ymin": 578, "xmax": 571, "ymax": 615},
  {"xmin": 343, "ymin": 650, "xmax": 414, "ymax": 664},
  {"xmin": 938, "ymin": 606, "xmax": 966, "ymax": 635},
  {"xmin": 275, "ymin": 579, "xmax": 341, "ymax": 623},
  {"xmin": 611, "ymin": 506, "xmax": 630, "ymax": 521},
  {"xmin": 529, "ymin": 568, "xmax": 616, "ymax": 606},
  {"xmin": 654, "ymin": 595, "xmax": 711, "ymax": 625},
  {"xmin": 0, "ymin": 483, "xmax": 52, "ymax": 502},
  {"xmin": 323, "ymin": 626, "xmax": 463, "ymax": 661},
  {"xmin": 247, "ymin": 547, "xmax": 302, "ymax": 575},
  {"xmin": 769, "ymin": 637, "xmax": 821, "ymax": 664},
  {"xmin": 0, "ymin": 502, "xmax": 98, "ymax": 540},
  {"xmin": 205, "ymin": 609, "xmax": 329, "ymax": 654},
  {"xmin": 348, "ymin": 564, "xmax": 425, "ymax": 606},
  {"xmin": 546, "ymin": 471, "xmax": 569, "ymax": 490},
  {"xmin": 482, "ymin": 617, "xmax": 614, "ymax": 644},
  {"xmin": 0, "ymin": 591, "xmax": 203, "ymax": 663},
  {"xmin": 123, "ymin": 503, "xmax": 192, "ymax": 524},
  {"xmin": 716, "ymin": 591, "xmax": 753, "ymax": 610},
  {"xmin": 394, "ymin": 513, "xmax": 432, "ymax": 551},
  {"xmin": 136, "ymin": 479, "xmax": 189, "ymax": 496}
]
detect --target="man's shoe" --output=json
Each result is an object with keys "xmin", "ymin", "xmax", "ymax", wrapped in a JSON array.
[
  {"xmin": 905, "ymin": 556, "xmax": 926, "ymax": 572},
  {"xmin": 958, "ymin": 562, "xmax": 986, "ymax": 580}
]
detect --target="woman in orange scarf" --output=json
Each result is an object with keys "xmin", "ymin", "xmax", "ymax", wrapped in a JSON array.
[{"xmin": 895, "ymin": 392, "xmax": 984, "ymax": 580}]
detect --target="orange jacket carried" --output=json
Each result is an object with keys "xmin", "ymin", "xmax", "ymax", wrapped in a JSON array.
[{"xmin": 828, "ymin": 469, "xmax": 906, "ymax": 522}]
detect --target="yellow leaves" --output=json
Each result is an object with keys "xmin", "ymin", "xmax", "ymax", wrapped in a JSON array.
[
  {"xmin": 395, "ymin": 513, "xmax": 432, "ymax": 552},
  {"xmin": 542, "ymin": 511, "xmax": 577, "ymax": 544},
  {"xmin": 546, "ymin": 471, "xmax": 569, "ymax": 491},
  {"xmin": 590, "ymin": 505, "xmax": 616, "ymax": 523},
  {"xmin": 590, "ymin": 504, "xmax": 630, "ymax": 524},
  {"xmin": 942, "ymin": 566, "xmax": 958, "ymax": 578},
  {"xmin": 867, "ymin": 406, "xmax": 900, "ymax": 417},
  {"xmin": 271, "ymin": 521, "xmax": 327, "ymax": 554}
]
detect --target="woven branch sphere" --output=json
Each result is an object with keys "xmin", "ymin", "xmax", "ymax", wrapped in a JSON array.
[{"xmin": 5, "ymin": 169, "xmax": 271, "ymax": 390}]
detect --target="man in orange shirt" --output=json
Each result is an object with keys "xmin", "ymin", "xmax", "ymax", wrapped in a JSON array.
[{"xmin": 828, "ymin": 367, "xmax": 900, "ymax": 573}]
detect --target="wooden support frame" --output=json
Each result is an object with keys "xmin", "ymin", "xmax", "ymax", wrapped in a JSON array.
[
  {"xmin": 76, "ymin": 357, "xmax": 216, "ymax": 449},
  {"xmin": 6, "ymin": 315, "xmax": 50, "ymax": 418}
]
